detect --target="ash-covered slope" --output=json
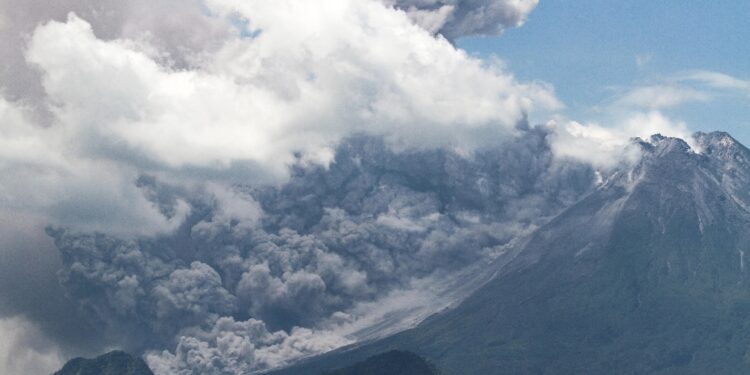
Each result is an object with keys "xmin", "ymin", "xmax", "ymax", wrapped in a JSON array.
[{"xmin": 273, "ymin": 131, "xmax": 750, "ymax": 375}]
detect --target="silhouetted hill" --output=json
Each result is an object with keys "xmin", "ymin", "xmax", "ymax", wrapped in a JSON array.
[
  {"xmin": 53, "ymin": 351, "xmax": 153, "ymax": 375},
  {"xmin": 322, "ymin": 350, "xmax": 439, "ymax": 375}
]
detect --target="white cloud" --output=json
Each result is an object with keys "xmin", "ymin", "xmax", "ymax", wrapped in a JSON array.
[
  {"xmin": 25, "ymin": 6, "xmax": 557, "ymax": 180},
  {"xmin": 678, "ymin": 70, "xmax": 750, "ymax": 95}
]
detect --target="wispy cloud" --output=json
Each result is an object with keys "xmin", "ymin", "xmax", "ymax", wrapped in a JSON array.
[
  {"xmin": 676, "ymin": 70, "xmax": 750, "ymax": 97},
  {"xmin": 635, "ymin": 54, "xmax": 653, "ymax": 68},
  {"xmin": 607, "ymin": 70, "xmax": 750, "ymax": 113},
  {"xmin": 613, "ymin": 85, "xmax": 710, "ymax": 110}
]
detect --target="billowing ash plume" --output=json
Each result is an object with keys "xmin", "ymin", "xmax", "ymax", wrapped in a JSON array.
[
  {"xmin": 47, "ymin": 130, "xmax": 596, "ymax": 373},
  {"xmin": 0, "ymin": 1, "xmax": 698, "ymax": 374}
]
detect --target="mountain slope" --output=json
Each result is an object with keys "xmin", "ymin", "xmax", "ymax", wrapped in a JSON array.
[
  {"xmin": 53, "ymin": 351, "xmax": 154, "ymax": 375},
  {"xmin": 272, "ymin": 132, "xmax": 750, "ymax": 374}
]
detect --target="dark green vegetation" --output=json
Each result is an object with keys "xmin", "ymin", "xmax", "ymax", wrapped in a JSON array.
[
  {"xmin": 53, "ymin": 351, "xmax": 153, "ymax": 375},
  {"xmin": 272, "ymin": 132, "xmax": 750, "ymax": 374},
  {"xmin": 322, "ymin": 350, "xmax": 440, "ymax": 375}
]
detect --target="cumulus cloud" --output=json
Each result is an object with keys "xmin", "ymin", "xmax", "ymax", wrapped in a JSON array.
[{"xmin": 26, "ymin": 7, "xmax": 556, "ymax": 176}]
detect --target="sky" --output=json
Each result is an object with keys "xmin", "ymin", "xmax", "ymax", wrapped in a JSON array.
[
  {"xmin": 459, "ymin": 0, "xmax": 750, "ymax": 144},
  {"xmin": 1, "ymin": 1, "xmax": 749, "ymax": 374}
]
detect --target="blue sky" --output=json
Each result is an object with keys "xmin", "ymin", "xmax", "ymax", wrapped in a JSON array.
[{"xmin": 459, "ymin": 0, "xmax": 750, "ymax": 144}]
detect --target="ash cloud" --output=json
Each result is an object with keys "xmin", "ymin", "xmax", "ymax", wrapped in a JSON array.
[
  {"xmin": 389, "ymin": 0, "xmax": 539, "ymax": 38},
  {"xmin": 45, "ymin": 131, "xmax": 596, "ymax": 373}
]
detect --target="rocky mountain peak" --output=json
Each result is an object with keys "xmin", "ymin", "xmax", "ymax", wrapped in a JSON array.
[
  {"xmin": 630, "ymin": 133, "xmax": 694, "ymax": 161},
  {"xmin": 695, "ymin": 131, "xmax": 750, "ymax": 167}
]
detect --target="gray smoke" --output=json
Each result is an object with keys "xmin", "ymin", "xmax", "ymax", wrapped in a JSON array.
[
  {"xmin": 390, "ymin": 0, "xmax": 539, "ymax": 38},
  {"xmin": 46, "ymin": 129, "xmax": 597, "ymax": 373}
]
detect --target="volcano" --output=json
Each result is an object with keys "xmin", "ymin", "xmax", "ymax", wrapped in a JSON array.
[{"xmin": 272, "ymin": 132, "xmax": 750, "ymax": 375}]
